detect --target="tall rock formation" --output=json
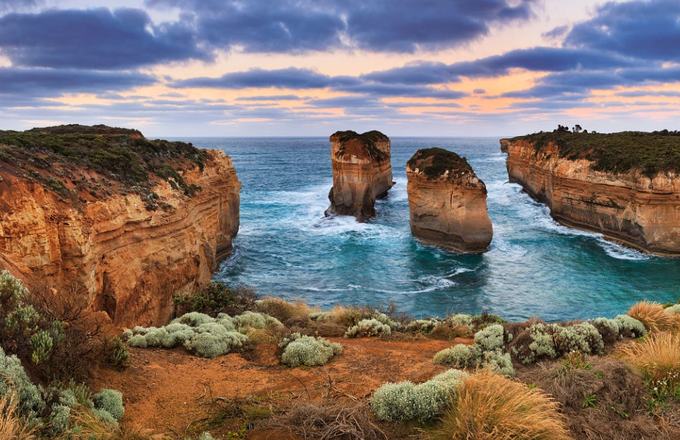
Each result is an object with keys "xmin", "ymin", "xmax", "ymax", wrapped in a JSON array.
[
  {"xmin": 407, "ymin": 148, "xmax": 493, "ymax": 253},
  {"xmin": 502, "ymin": 131, "xmax": 680, "ymax": 256},
  {"xmin": 326, "ymin": 130, "xmax": 394, "ymax": 222},
  {"xmin": 0, "ymin": 125, "xmax": 241, "ymax": 326}
]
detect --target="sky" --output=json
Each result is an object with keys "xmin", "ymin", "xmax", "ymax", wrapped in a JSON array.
[{"xmin": 0, "ymin": 0, "xmax": 678, "ymax": 137}]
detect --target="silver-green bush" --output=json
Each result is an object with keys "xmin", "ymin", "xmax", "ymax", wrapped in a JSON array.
[
  {"xmin": 666, "ymin": 304, "xmax": 680, "ymax": 315},
  {"xmin": 0, "ymin": 346, "xmax": 45, "ymax": 422},
  {"xmin": 433, "ymin": 344, "xmax": 482, "ymax": 369},
  {"xmin": 93, "ymin": 389, "xmax": 124, "ymax": 421},
  {"xmin": 184, "ymin": 331, "xmax": 247, "ymax": 358},
  {"xmin": 280, "ymin": 335, "xmax": 342, "ymax": 367},
  {"xmin": 370, "ymin": 369, "xmax": 468, "ymax": 422},
  {"xmin": 345, "ymin": 318, "xmax": 392, "ymax": 338},
  {"xmin": 555, "ymin": 322, "xmax": 604, "ymax": 355},
  {"xmin": 405, "ymin": 319, "xmax": 442, "ymax": 334},
  {"xmin": 615, "ymin": 314, "xmax": 647, "ymax": 337},
  {"xmin": 474, "ymin": 324, "xmax": 505, "ymax": 351},
  {"xmin": 482, "ymin": 350, "xmax": 515, "ymax": 376}
]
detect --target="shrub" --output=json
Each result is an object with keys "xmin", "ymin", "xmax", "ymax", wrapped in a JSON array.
[
  {"xmin": 103, "ymin": 336, "xmax": 129, "ymax": 368},
  {"xmin": 280, "ymin": 335, "xmax": 342, "ymax": 367},
  {"xmin": 619, "ymin": 332, "xmax": 680, "ymax": 397},
  {"xmin": 370, "ymin": 369, "xmax": 468, "ymax": 423},
  {"xmin": 471, "ymin": 311, "xmax": 507, "ymax": 330},
  {"xmin": 92, "ymin": 389, "xmax": 124, "ymax": 421},
  {"xmin": 511, "ymin": 323, "xmax": 558, "ymax": 365},
  {"xmin": 255, "ymin": 297, "xmax": 312, "ymax": 323},
  {"xmin": 174, "ymin": 282, "xmax": 258, "ymax": 317},
  {"xmin": 627, "ymin": 301, "xmax": 677, "ymax": 333},
  {"xmin": 176, "ymin": 312, "xmax": 215, "ymax": 327},
  {"xmin": 554, "ymin": 323, "xmax": 604, "ymax": 356},
  {"xmin": 434, "ymin": 344, "xmax": 482, "ymax": 369},
  {"xmin": 430, "ymin": 370, "xmax": 573, "ymax": 440},
  {"xmin": 474, "ymin": 324, "xmax": 505, "ymax": 351},
  {"xmin": 184, "ymin": 331, "xmax": 247, "ymax": 358},
  {"xmin": 482, "ymin": 350, "xmax": 515, "ymax": 376},
  {"xmin": 232, "ymin": 311, "xmax": 283, "ymax": 331},
  {"xmin": 615, "ymin": 315, "xmax": 647, "ymax": 338},
  {"xmin": 665, "ymin": 304, "xmax": 680, "ymax": 315},
  {"xmin": 0, "ymin": 347, "xmax": 45, "ymax": 423},
  {"xmin": 591, "ymin": 317, "xmax": 621, "ymax": 345},
  {"xmin": 405, "ymin": 318, "xmax": 442, "ymax": 334},
  {"xmin": 345, "ymin": 318, "xmax": 391, "ymax": 338}
]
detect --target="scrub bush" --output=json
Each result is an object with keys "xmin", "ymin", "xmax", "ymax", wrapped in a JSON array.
[
  {"xmin": 615, "ymin": 315, "xmax": 647, "ymax": 338},
  {"xmin": 280, "ymin": 335, "xmax": 342, "ymax": 367},
  {"xmin": 434, "ymin": 344, "xmax": 482, "ymax": 369},
  {"xmin": 0, "ymin": 347, "xmax": 45, "ymax": 423},
  {"xmin": 92, "ymin": 389, "xmax": 124, "ymax": 421},
  {"xmin": 184, "ymin": 331, "xmax": 247, "ymax": 359},
  {"xmin": 405, "ymin": 319, "xmax": 442, "ymax": 334},
  {"xmin": 345, "ymin": 318, "xmax": 391, "ymax": 338},
  {"xmin": 371, "ymin": 369, "xmax": 468, "ymax": 423},
  {"xmin": 555, "ymin": 323, "xmax": 604, "ymax": 356},
  {"xmin": 474, "ymin": 324, "xmax": 505, "ymax": 351}
]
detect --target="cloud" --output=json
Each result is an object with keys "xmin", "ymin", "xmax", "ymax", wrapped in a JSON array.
[
  {"xmin": 542, "ymin": 25, "xmax": 569, "ymax": 41},
  {"xmin": 236, "ymin": 95, "xmax": 304, "ymax": 101},
  {"xmin": 146, "ymin": 0, "xmax": 538, "ymax": 54},
  {"xmin": 565, "ymin": 0, "xmax": 680, "ymax": 61},
  {"xmin": 0, "ymin": 68, "xmax": 155, "ymax": 98},
  {"xmin": 0, "ymin": 0, "xmax": 42, "ymax": 12},
  {"xmin": 0, "ymin": 8, "xmax": 209, "ymax": 69}
]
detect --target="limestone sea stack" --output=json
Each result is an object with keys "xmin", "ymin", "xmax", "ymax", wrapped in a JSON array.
[
  {"xmin": 502, "ymin": 130, "xmax": 680, "ymax": 256},
  {"xmin": 0, "ymin": 125, "xmax": 241, "ymax": 327},
  {"xmin": 406, "ymin": 148, "xmax": 493, "ymax": 253},
  {"xmin": 326, "ymin": 130, "xmax": 394, "ymax": 222}
]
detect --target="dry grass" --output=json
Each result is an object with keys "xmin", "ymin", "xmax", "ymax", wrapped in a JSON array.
[
  {"xmin": 0, "ymin": 391, "xmax": 36, "ymax": 440},
  {"xmin": 627, "ymin": 301, "xmax": 678, "ymax": 333},
  {"xmin": 256, "ymin": 297, "xmax": 314, "ymax": 324},
  {"xmin": 59, "ymin": 407, "xmax": 168, "ymax": 440},
  {"xmin": 518, "ymin": 356, "xmax": 679, "ymax": 439},
  {"xmin": 619, "ymin": 332, "xmax": 680, "ymax": 391},
  {"xmin": 429, "ymin": 370, "xmax": 573, "ymax": 440},
  {"xmin": 428, "ymin": 323, "xmax": 471, "ymax": 341},
  {"xmin": 267, "ymin": 401, "xmax": 387, "ymax": 440}
]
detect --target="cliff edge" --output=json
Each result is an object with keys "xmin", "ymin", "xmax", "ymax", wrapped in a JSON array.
[
  {"xmin": 325, "ymin": 130, "xmax": 394, "ymax": 222},
  {"xmin": 0, "ymin": 125, "xmax": 241, "ymax": 326},
  {"xmin": 502, "ymin": 130, "xmax": 680, "ymax": 256},
  {"xmin": 407, "ymin": 148, "xmax": 493, "ymax": 253}
]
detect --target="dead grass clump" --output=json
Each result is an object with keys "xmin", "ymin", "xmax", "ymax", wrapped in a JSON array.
[
  {"xmin": 330, "ymin": 305, "xmax": 374, "ymax": 328},
  {"xmin": 256, "ymin": 297, "xmax": 313, "ymax": 324},
  {"xmin": 60, "ymin": 406, "xmax": 167, "ymax": 440},
  {"xmin": 0, "ymin": 391, "xmax": 36, "ymax": 440},
  {"xmin": 267, "ymin": 401, "xmax": 387, "ymax": 440},
  {"xmin": 519, "ymin": 356, "xmax": 677, "ymax": 439},
  {"xmin": 427, "ymin": 323, "xmax": 471, "ymax": 341},
  {"xmin": 628, "ymin": 301, "xmax": 677, "ymax": 333},
  {"xmin": 430, "ymin": 370, "xmax": 573, "ymax": 440},
  {"xmin": 619, "ymin": 332, "xmax": 680, "ymax": 393}
]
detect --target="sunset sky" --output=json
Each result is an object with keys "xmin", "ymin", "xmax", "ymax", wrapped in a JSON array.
[{"xmin": 0, "ymin": 0, "xmax": 679, "ymax": 136}]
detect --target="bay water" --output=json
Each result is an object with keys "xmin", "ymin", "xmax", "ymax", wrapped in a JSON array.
[{"xmin": 178, "ymin": 137, "xmax": 680, "ymax": 322}]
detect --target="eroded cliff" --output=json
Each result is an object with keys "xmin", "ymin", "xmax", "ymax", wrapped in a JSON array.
[
  {"xmin": 0, "ymin": 125, "xmax": 241, "ymax": 326},
  {"xmin": 407, "ymin": 148, "xmax": 492, "ymax": 253},
  {"xmin": 503, "ymin": 131, "xmax": 680, "ymax": 256},
  {"xmin": 326, "ymin": 130, "xmax": 394, "ymax": 222}
]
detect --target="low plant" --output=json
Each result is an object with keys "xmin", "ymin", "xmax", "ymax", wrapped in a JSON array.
[
  {"xmin": 619, "ymin": 332, "xmax": 680, "ymax": 399},
  {"xmin": 255, "ymin": 297, "xmax": 312, "ymax": 323},
  {"xmin": 627, "ymin": 301, "xmax": 678, "ymax": 333},
  {"xmin": 405, "ymin": 318, "xmax": 442, "ymax": 334},
  {"xmin": 279, "ymin": 334, "xmax": 342, "ymax": 367},
  {"xmin": 0, "ymin": 390, "xmax": 36, "ymax": 440},
  {"xmin": 433, "ymin": 344, "xmax": 482, "ymax": 369},
  {"xmin": 429, "ymin": 370, "xmax": 573, "ymax": 440},
  {"xmin": 174, "ymin": 283, "xmax": 258, "ymax": 317},
  {"xmin": 345, "ymin": 318, "xmax": 391, "ymax": 338},
  {"xmin": 473, "ymin": 324, "xmax": 505, "ymax": 351},
  {"xmin": 370, "ymin": 369, "xmax": 468, "ymax": 423},
  {"xmin": 92, "ymin": 389, "xmax": 124, "ymax": 422}
]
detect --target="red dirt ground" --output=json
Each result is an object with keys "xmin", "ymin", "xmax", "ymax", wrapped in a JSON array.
[{"xmin": 92, "ymin": 336, "xmax": 469, "ymax": 438}]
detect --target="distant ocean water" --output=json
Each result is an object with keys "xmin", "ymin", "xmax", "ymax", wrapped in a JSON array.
[{"xmin": 175, "ymin": 137, "xmax": 680, "ymax": 322}]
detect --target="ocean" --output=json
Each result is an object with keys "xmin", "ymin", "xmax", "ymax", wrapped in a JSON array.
[{"xmin": 176, "ymin": 137, "xmax": 680, "ymax": 322}]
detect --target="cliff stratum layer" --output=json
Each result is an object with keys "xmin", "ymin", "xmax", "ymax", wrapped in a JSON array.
[
  {"xmin": 407, "ymin": 148, "xmax": 493, "ymax": 253},
  {"xmin": 503, "ymin": 130, "xmax": 680, "ymax": 256},
  {"xmin": 0, "ymin": 125, "xmax": 241, "ymax": 326},
  {"xmin": 326, "ymin": 130, "xmax": 394, "ymax": 222}
]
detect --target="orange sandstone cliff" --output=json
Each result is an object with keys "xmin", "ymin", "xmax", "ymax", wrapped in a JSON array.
[
  {"xmin": 325, "ymin": 130, "xmax": 394, "ymax": 222},
  {"xmin": 0, "ymin": 125, "xmax": 240, "ymax": 326},
  {"xmin": 502, "ymin": 132, "xmax": 680, "ymax": 256},
  {"xmin": 407, "ymin": 148, "xmax": 493, "ymax": 253}
]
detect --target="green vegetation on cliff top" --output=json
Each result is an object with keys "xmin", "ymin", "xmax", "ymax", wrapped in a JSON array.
[
  {"xmin": 407, "ymin": 147, "xmax": 474, "ymax": 180},
  {"xmin": 331, "ymin": 130, "xmax": 390, "ymax": 161},
  {"xmin": 511, "ymin": 129, "xmax": 680, "ymax": 177},
  {"xmin": 0, "ymin": 124, "xmax": 207, "ymax": 203}
]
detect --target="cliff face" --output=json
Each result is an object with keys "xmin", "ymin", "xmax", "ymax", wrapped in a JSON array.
[
  {"xmin": 0, "ymin": 126, "xmax": 241, "ymax": 326},
  {"xmin": 406, "ymin": 148, "xmax": 493, "ymax": 253},
  {"xmin": 326, "ymin": 131, "xmax": 394, "ymax": 222},
  {"xmin": 503, "ymin": 138, "xmax": 680, "ymax": 256}
]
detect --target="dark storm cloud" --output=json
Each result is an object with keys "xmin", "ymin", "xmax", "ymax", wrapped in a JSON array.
[
  {"xmin": 0, "ymin": 68, "xmax": 155, "ymax": 96},
  {"xmin": 0, "ymin": 8, "xmax": 209, "ymax": 69},
  {"xmin": 565, "ymin": 0, "xmax": 680, "ymax": 61},
  {"xmin": 146, "ymin": 0, "xmax": 538, "ymax": 53}
]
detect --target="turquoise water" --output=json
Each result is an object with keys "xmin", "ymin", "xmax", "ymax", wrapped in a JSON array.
[{"xmin": 180, "ymin": 137, "xmax": 680, "ymax": 322}]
